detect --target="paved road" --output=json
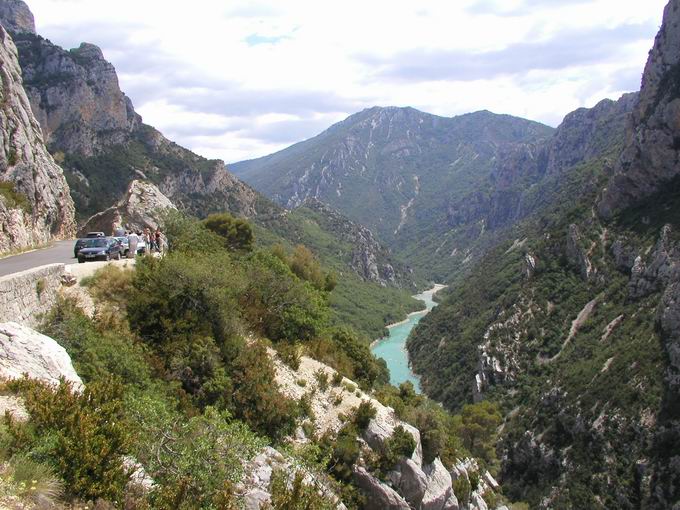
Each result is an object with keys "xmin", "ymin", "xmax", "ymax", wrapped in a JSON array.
[{"xmin": 0, "ymin": 240, "xmax": 76, "ymax": 277}]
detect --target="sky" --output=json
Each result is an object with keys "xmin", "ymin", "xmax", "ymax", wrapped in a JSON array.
[{"xmin": 27, "ymin": 0, "xmax": 667, "ymax": 163}]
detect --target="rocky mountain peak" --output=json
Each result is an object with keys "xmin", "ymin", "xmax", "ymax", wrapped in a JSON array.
[
  {"xmin": 0, "ymin": 0, "xmax": 34, "ymax": 35},
  {"xmin": 598, "ymin": 0, "xmax": 680, "ymax": 217},
  {"xmin": 11, "ymin": 24, "xmax": 141, "ymax": 156},
  {"xmin": 71, "ymin": 42, "xmax": 106, "ymax": 61}
]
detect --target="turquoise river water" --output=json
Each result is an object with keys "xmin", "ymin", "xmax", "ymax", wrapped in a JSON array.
[{"xmin": 370, "ymin": 284, "xmax": 445, "ymax": 392}]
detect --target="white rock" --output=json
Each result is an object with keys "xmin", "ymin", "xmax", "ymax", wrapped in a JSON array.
[
  {"xmin": 353, "ymin": 466, "xmax": 411, "ymax": 510},
  {"xmin": 421, "ymin": 458, "xmax": 459, "ymax": 510},
  {"xmin": 0, "ymin": 321, "xmax": 82, "ymax": 391}
]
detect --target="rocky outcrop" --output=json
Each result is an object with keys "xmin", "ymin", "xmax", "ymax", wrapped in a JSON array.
[
  {"xmin": 598, "ymin": 0, "xmax": 680, "ymax": 217},
  {"xmin": 271, "ymin": 349, "xmax": 501, "ymax": 509},
  {"xmin": 628, "ymin": 225, "xmax": 680, "ymax": 299},
  {"xmin": 238, "ymin": 446, "xmax": 346, "ymax": 510},
  {"xmin": 0, "ymin": 321, "xmax": 83, "ymax": 390},
  {"xmin": 0, "ymin": 0, "xmax": 33, "ymax": 34},
  {"xmin": 301, "ymin": 198, "xmax": 413, "ymax": 288},
  {"xmin": 546, "ymin": 93, "xmax": 637, "ymax": 175},
  {"xmin": 9, "ymin": 29, "xmax": 140, "ymax": 156},
  {"xmin": 354, "ymin": 466, "xmax": 411, "ymax": 510},
  {"xmin": 78, "ymin": 179, "xmax": 176, "ymax": 236},
  {"xmin": 566, "ymin": 224, "xmax": 594, "ymax": 281},
  {"xmin": 0, "ymin": 26, "xmax": 75, "ymax": 251}
]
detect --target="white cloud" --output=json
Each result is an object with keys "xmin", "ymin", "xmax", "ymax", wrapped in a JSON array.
[{"xmin": 26, "ymin": 0, "xmax": 667, "ymax": 162}]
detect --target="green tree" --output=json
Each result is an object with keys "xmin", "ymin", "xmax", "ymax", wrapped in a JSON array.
[
  {"xmin": 202, "ymin": 212, "xmax": 254, "ymax": 252},
  {"xmin": 454, "ymin": 401, "xmax": 502, "ymax": 465}
]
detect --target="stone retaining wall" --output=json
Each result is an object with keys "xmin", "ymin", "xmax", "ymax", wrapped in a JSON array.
[{"xmin": 0, "ymin": 264, "xmax": 65, "ymax": 326}]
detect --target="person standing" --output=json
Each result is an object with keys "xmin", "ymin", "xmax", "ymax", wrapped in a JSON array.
[{"xmin": 127, "ymin": 230, "xmax": 138, "ymax": 259}]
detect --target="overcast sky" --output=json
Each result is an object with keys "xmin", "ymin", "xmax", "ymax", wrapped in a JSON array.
[{"xmin": 27, "ymin": 0, "xmax": 666, "ymax": 163}]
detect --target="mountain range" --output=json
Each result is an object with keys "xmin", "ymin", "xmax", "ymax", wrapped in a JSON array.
[{"xmin": 0, "ymin": 0, "xmax": 679, "ymax": 507}]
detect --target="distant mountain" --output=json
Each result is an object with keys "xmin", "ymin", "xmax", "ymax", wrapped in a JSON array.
[{"xmin": 233, "ymin": 100, "xmax": 637, "ymax": 281}]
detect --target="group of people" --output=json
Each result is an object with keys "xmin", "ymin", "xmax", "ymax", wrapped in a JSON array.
[{"xmin": 113, "ymin": 226, "xmax": 167, "ymax": 258}]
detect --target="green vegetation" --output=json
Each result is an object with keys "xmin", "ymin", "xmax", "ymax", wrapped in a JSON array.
[
  {"xmin": 407, "ymin": 151, "xmax": 673, "ymax": 506},
  {"xmin": 0, "ymin": 180, "xmax": 31, "ymax": 213},
  {"xmin": 202, "ymin": 212, "xmax": 254, "ymax": 252}
]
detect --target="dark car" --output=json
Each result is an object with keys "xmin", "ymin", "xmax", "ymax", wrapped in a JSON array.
[
  {"xmin": 73, "ymin": 232, "xmax": 108, "ymax": 257},
  {"xmin": 76, "ymin": 237, "xmax": 123, "ymax": 263}
]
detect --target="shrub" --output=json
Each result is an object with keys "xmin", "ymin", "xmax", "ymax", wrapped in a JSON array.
[
  {"xmin": 352, "ymin": 401, "xmax": 376, "ymax": 431},
  {"xmin": 332, "ymin": 372, "xmax": 343, "ymax": 386},
  {"xmin": 314, "ymin": 370, "xmax": 329, "ymax": 392},
  {"xmin": 201, "ymin": 213, "xmax": 254, "ymax": 252},
  {"xmin": 453, "ymin": 476, "xmax": 471, "ymax": 506},
  {"xmin": 324, "ymin": 425, "xmax": 360, "ymax": 482},
  {"xmin": 276, "ymin": 342, "xmax": 301, "ymax": 370},
  {"xmin": 40, "ymin": 297, "xmax": 152, "ymax": 389},
  {"xmin": 128, "ymin": 397, "xmax": 265, "ymax": 510},
  {"xmin": 5, "ymin": 377, "xmax": 130, "ymax": 502},
  {"xmin": 0, "ymin": 181, "xmax": 31, "ymax": 212},
  {"xmin": 231, "ymin": 343, "xmax": 298, "ymax": 440},
  {"xmin": 267, "ymin": 469, "xmax": 336, "ymax": 510}
]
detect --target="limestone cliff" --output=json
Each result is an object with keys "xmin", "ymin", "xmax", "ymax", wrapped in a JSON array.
[
  {"xmin": 598, "ymin": 0, "xmax": 680, "ymax": 217},
  {"xmin": 10, "ymin": 30, "xmax": 140, "ymax": 156},
  {"xmin": 0, "ymin": 25, "xmax": 75, "ymax": 252},
  {"xmin": 0, "ymin": 0, "xmax": 32, "ymax": 35}
]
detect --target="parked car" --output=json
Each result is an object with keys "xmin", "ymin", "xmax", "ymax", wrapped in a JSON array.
[
  {"xmin": 76, "ymin": 237, "xmax": 123, "ymax": 263},
  {"xmin": 113, "ymin": 236, "xmax": 129, "ymax": 257},
  {"xmin": 73, "ymin": 232, "xmax": 107, "ymax": 257}
]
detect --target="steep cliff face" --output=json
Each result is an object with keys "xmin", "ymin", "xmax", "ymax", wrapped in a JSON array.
[
  {"xmin": 11, "ymin": 32, "xmax": 140, "ymax": 156},
  {"xmin": 0, "ymin": 26, "xmax": 75, "ymax": 252},
  {"xmin": 599, "ymin": 0, "xmax": 680, "ymax": 217},
  {"xmin": 0, "ymin": 0, "xmax": 32, "ymax": 35}
]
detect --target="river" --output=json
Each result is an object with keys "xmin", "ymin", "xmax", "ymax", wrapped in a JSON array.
[{"xmin": 370, "ymin": 284, "xmax": 446, "ymax": 392}]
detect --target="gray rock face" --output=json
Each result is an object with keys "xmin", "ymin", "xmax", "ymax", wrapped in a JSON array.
[
  {"xmin": 0, "ymin": 27, "xmax": 76, "ymax": 252},
  {"xmin": 566, "ymin": 224, "xmax": 594, "ymax": 281},
  {"xmin": 353, "ymin": 466, "xmax": 411, "ymax": 510},
  {"xmin": 546, "ymin": 93, "xmax": 637, "ymax": 175},
  {"xmin": 0, "ymin": 0, "xmax": 34, "ymax": 34},
  {"xmin": 397, "ymin": 458, "xmax": 428, "ymax": 507},
  {"xmin": 421, "ymin": 459, "xmax": 459, "ymax": 510},
  {"xmin": 13, "ymin": 33, "xmax": 141, "ymax": 156},
  {"xmin": 79, "ymin": 179, "xmax": 176, "ymax": 236},
  {"xmin": 611, "ymin": 237, "xmax": 638, "ymax": 272},
  {"xmin": 598, "ymin": 0, "xmax": 680, "ymax": 217},
  {"xmin": 0, "ymin": 321, "xmax": 83, "ymax": 390},
  {"xmin": 629, "ymin": 225, "xmax": 680, "ymax": 299},
  {"xmin": 239, "ymin": 446, "xmax": 346, "ymax": 510}
]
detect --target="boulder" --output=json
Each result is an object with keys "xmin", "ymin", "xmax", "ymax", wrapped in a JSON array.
[
  {"xmin": 421, "ymin": 458, "xmax": 459, "ymax": 510},
  {"xmin": 353, "ymin": 466, "xmax": 410, "ymax": 510},
  {"xmin": 79, "ymin": 179, "xmax": 176, "ymax": 236},
  {"xmin": 0, "ymin": 321, "xmax": 82, "ymax": 391},
  {"xmin": 398, "ymin": 458, "xmax": 427, "ymax": 507}
]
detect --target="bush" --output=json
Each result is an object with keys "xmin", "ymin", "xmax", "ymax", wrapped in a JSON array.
[
  {"xmin": 376, "ymin": 426, "xmax": 416, "ymax": 474},
  {"xmin": 5, "ymin": 377, "xmax": 130, "ymax": 502},
  {"xmin": 231, "ymin": 343, "xmax": 298, "ymax": 440},
  {"xmin": 353, "ymin": 401, "xmax": 376, "ymax": 431},
  {"xmin": 128, "ymin": 396, "xmax": 265, "ymax": 509},
  {"xmin": 202, "ymin": 212, "xmax": 254, "ymax": 252},
  {"xmin": 5, "ymin": 455, "xmax": 63, "ymax": 507},
  {"xmin": 40, "ymin": 297, "xmax": 152, "ymax": 389},
  {"xmin": 314, "ymin": 370, "xmax": 329, "ymax": 392},
  {"xmin": 267, "ymin": 469, "xmax": 337, "ymax": 510},
  {"xmin": 324, "ymin": 425, "xmax": 360, "ymax": 482}
]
